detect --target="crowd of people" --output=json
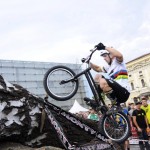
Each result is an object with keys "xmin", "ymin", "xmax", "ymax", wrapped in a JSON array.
[
  {"xmin": 103, "ymin": 95, "xmax": 150, "ymax": 150},
  {"xmin": 109, "ymin": 95, "xmax": 150, "ymax": 150},
  {"xmin": 75, "ymin": 108, "xmax": 100, "ymax": 121},
  {"xmin": 128, "ymin": 96, "xmax": 150, "ymax": 150}
]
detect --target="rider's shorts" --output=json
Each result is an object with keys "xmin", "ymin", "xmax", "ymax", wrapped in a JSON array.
[{"xmin": 105, "ymin": 78, "xmax": 130, "ymax": 103}]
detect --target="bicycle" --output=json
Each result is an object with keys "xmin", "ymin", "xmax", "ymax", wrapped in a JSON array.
[
  {"xmin": 43, "ymin": 47, "xmax": 131, "ymax": 145},
  {"xmin": 37, "ymin": 96, "xmax": 123, "ymax": 150}
]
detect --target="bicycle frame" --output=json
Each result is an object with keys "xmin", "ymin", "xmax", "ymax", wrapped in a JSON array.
[
  {"xmin": 62, "ymin": 66, "xmax": 106, "ymax": 107},
  {"xmin": 82, "ymin": 67, "xmax": 105, "ymax": 106},
  {"xmin": 39, "ymin": 98, "xmax": 112, "ymax": 150}
]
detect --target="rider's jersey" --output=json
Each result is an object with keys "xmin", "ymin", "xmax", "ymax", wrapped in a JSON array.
[{"xmin": 103, "ymin": 57, "xmax": 131, "ymax": 92}]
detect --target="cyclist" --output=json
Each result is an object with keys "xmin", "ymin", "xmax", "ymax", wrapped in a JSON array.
[{"xmin": 86, "ymin": 42, "xmax": 130, "ymax": 106}]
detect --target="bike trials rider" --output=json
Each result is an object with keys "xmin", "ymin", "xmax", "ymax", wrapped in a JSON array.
[{"xmin": 86, "ymin": 43, "xmax": 130, "ymax": 106}]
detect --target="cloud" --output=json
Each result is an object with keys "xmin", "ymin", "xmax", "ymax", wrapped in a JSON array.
[{"xmin": 0, "ymin": 0, "xmax": 150, "ymax": 64}]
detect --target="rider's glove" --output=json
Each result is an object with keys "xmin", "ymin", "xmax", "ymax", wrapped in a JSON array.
[{"xmin": 95, "ymin": 43, "xmax": 106, "ymax": 50}]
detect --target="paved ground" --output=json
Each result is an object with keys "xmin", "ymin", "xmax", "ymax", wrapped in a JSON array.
[
  {"xmin": 130, "ymin": 144, "xmax": 140, "ymax": 150},
  {"xmin": 0, "ymin": 142, "xmax": 143, "ymax": 150}
]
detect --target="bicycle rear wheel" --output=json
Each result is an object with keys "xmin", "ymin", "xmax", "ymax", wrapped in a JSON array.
[
  {"xmin": 99, "ymin": 111, "xmax": 130, "ymax": 143},
  {"xmin": 43, "ymin": 65, "xmax": 79, "ymax": 101}
]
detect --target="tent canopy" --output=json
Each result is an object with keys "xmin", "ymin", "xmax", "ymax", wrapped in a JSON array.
[{"xmin": 69, "ymin": 100, "xmax": 89, "ymax": 114}]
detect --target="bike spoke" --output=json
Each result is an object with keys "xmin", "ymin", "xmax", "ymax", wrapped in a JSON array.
[
  {"xmin": 103, "ymin": 112, "xmax": 129, "ymax": 141},
  {"xmin": 47, "ymin": 69, "xmax": 76, "ymax": 98}
]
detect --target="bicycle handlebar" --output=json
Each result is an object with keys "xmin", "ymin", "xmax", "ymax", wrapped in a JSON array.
[{"xmin": 81, "ymin": 47, "xmax": 98, "ymax": 64}]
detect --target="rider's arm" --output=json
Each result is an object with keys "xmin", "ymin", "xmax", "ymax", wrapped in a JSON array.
[
  {"xmin": 90, "ymin": 62, "xmax": 102, "ymax": 72},
  {"xmin": 105, "ymin": 47, "xmax": 123, "ymax": 63}
]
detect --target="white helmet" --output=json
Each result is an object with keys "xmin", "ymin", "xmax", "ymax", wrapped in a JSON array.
[{"xmin": 100, "ymin": 50, "xmax": 110, "ymax": 56}]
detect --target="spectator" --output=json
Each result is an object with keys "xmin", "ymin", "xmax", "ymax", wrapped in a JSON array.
[
  {"xmin": 141, "ymin": 96, "xmax": 150, "ymax": 104},
  {"xmin": 82, "ymin": 111, "xmax": 90, "ymax": 119},
  {"xmin": 128, "ymin": 103, "xmax": 135, "ymax": 117},
  {"xmin": 141, "ymin": 97, "xmax": 150, "ymax": 138},
  {"xmin": 146, "ymin": 96, "xmax": 150, "ymax": 104},
  {"xmin": 76, "ymin": 111, "xmax": 84, "ymax": 118},
  {"xmin": 107, "ymin": 103, "xmax": 112, "ymax": 109},
  {"xmin": 121, "ymin": 103, "xmax": 128, "ymax": 113},
  {"xmin": 141, "ymin": 97, "xmax": 150, "ymax": 126},
  {"xmin": 121, "ymin": 103, "xmax": 131, "ymax": 150},
  {"xmin": 127, "ymin": 101, "xmax": 131, "ymax": 111},
  {"xmin": 128, "ymin": 103, "xmax": 138, "ymax": 139},
  {"xmin": 88, "ymin": 109, "xmax": 99, "ymax": 121},
  {"xmin": 133, "ymin": 97, "xmax": 138, "ymax": 104},
  {"xmin": 97, "ymin": 111, "xmax": 102, "ymax": 118},
  {"xmin": 132, "ymin": 101, "xmax": 150, "ymax": 150}
]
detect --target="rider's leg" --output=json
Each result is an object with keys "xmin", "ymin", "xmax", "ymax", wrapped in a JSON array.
[
  {"xmin": 94, "ymin": 74, "xmax": 112, "ymax": 92},
  {"xmin": 94, "ymin": 74, "xmax": 117, "ymax": 104},
  {"xmin": 124, "ymin": 140, "xmax": 130, "ymax": 150},
  {"xmin": 84, "ymin": 74, "xmax": 114, "ymax": 108},
  {"xmin": 94, "ymin": 74, "xmax": 130, "ymax": 104}
]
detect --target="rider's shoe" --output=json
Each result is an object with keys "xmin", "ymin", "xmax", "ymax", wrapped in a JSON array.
[
  {"xmin": 84, "ymin": 97, "xmax": 97, "ymax": 108},
  {"xmin": 105, "ymin": 90, "xmax": 122, "ymax": 114},
  {"xmin": 105, "ymin": 91, "xmax": 117, "ymax": 102},
  {"xmin": 111, "ymin": 99, "xmax": 118, "ymax": 106}
]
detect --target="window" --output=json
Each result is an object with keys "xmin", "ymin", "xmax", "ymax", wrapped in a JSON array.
[
  {"xmin": 141, "ymin": 79, "xmax": 145, "ymax": 87},
  {"xmin": 129, "ymin": 74, "xmax": 131, "ymax": 77},
  {"xmin": 139, "ymin": 74, "xmax": 143, "ymax": 77},
  {"xmin": 139, "ymin": 71, "xmax": 143, "ymax": 77},
  {"xmin": 131, "ymin": 82, "xmax": 134, "ymax": 90}
]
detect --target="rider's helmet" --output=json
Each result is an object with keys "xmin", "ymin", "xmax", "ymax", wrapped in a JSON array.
[
  {"xmin": 100, "ymin": 50, "xmax": 110, "ymax": 56},
  {"xmin": 100, "ymin": 50, "xmax": 112, "ymax": 65}
]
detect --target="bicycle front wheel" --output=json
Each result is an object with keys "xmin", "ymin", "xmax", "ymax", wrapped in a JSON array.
[
  {"xmin": 99, "ymin": 111, "xmax": 130, "ymax": 143},
  {"xmin": 43, "ymin": 65, "xmax": 79, "ymax": 101}
]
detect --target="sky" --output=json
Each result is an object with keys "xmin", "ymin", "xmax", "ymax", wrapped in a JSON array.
[{"xmin": 0, "ymin": 0, "xmax": 150, "ymax": 65}]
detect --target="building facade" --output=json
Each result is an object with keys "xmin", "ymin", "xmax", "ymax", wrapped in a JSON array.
[
  {"xmin": 126, "ymin": 53, "xmax": 150, "ymax": 102},
  {"xmin": 0, "ymin": 59, "xmax": 88, "ymax": 110}
]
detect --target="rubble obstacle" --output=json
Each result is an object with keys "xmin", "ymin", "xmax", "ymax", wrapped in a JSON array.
[{"xmin": 0, "ymin": 75, "xmax": 124, "ymax": 150}]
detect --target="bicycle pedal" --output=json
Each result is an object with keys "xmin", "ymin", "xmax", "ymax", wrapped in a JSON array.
[
  {"xmin": 84, "ymin": 97, "xmax": 93, "ymax": 102},
  {"xmin": 84, "ymin": 97, "xmax": 97, "ymax": 108},
  {"xmin": 85, "ymin": 101, "xmax": 91, "ymax": 106}
]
